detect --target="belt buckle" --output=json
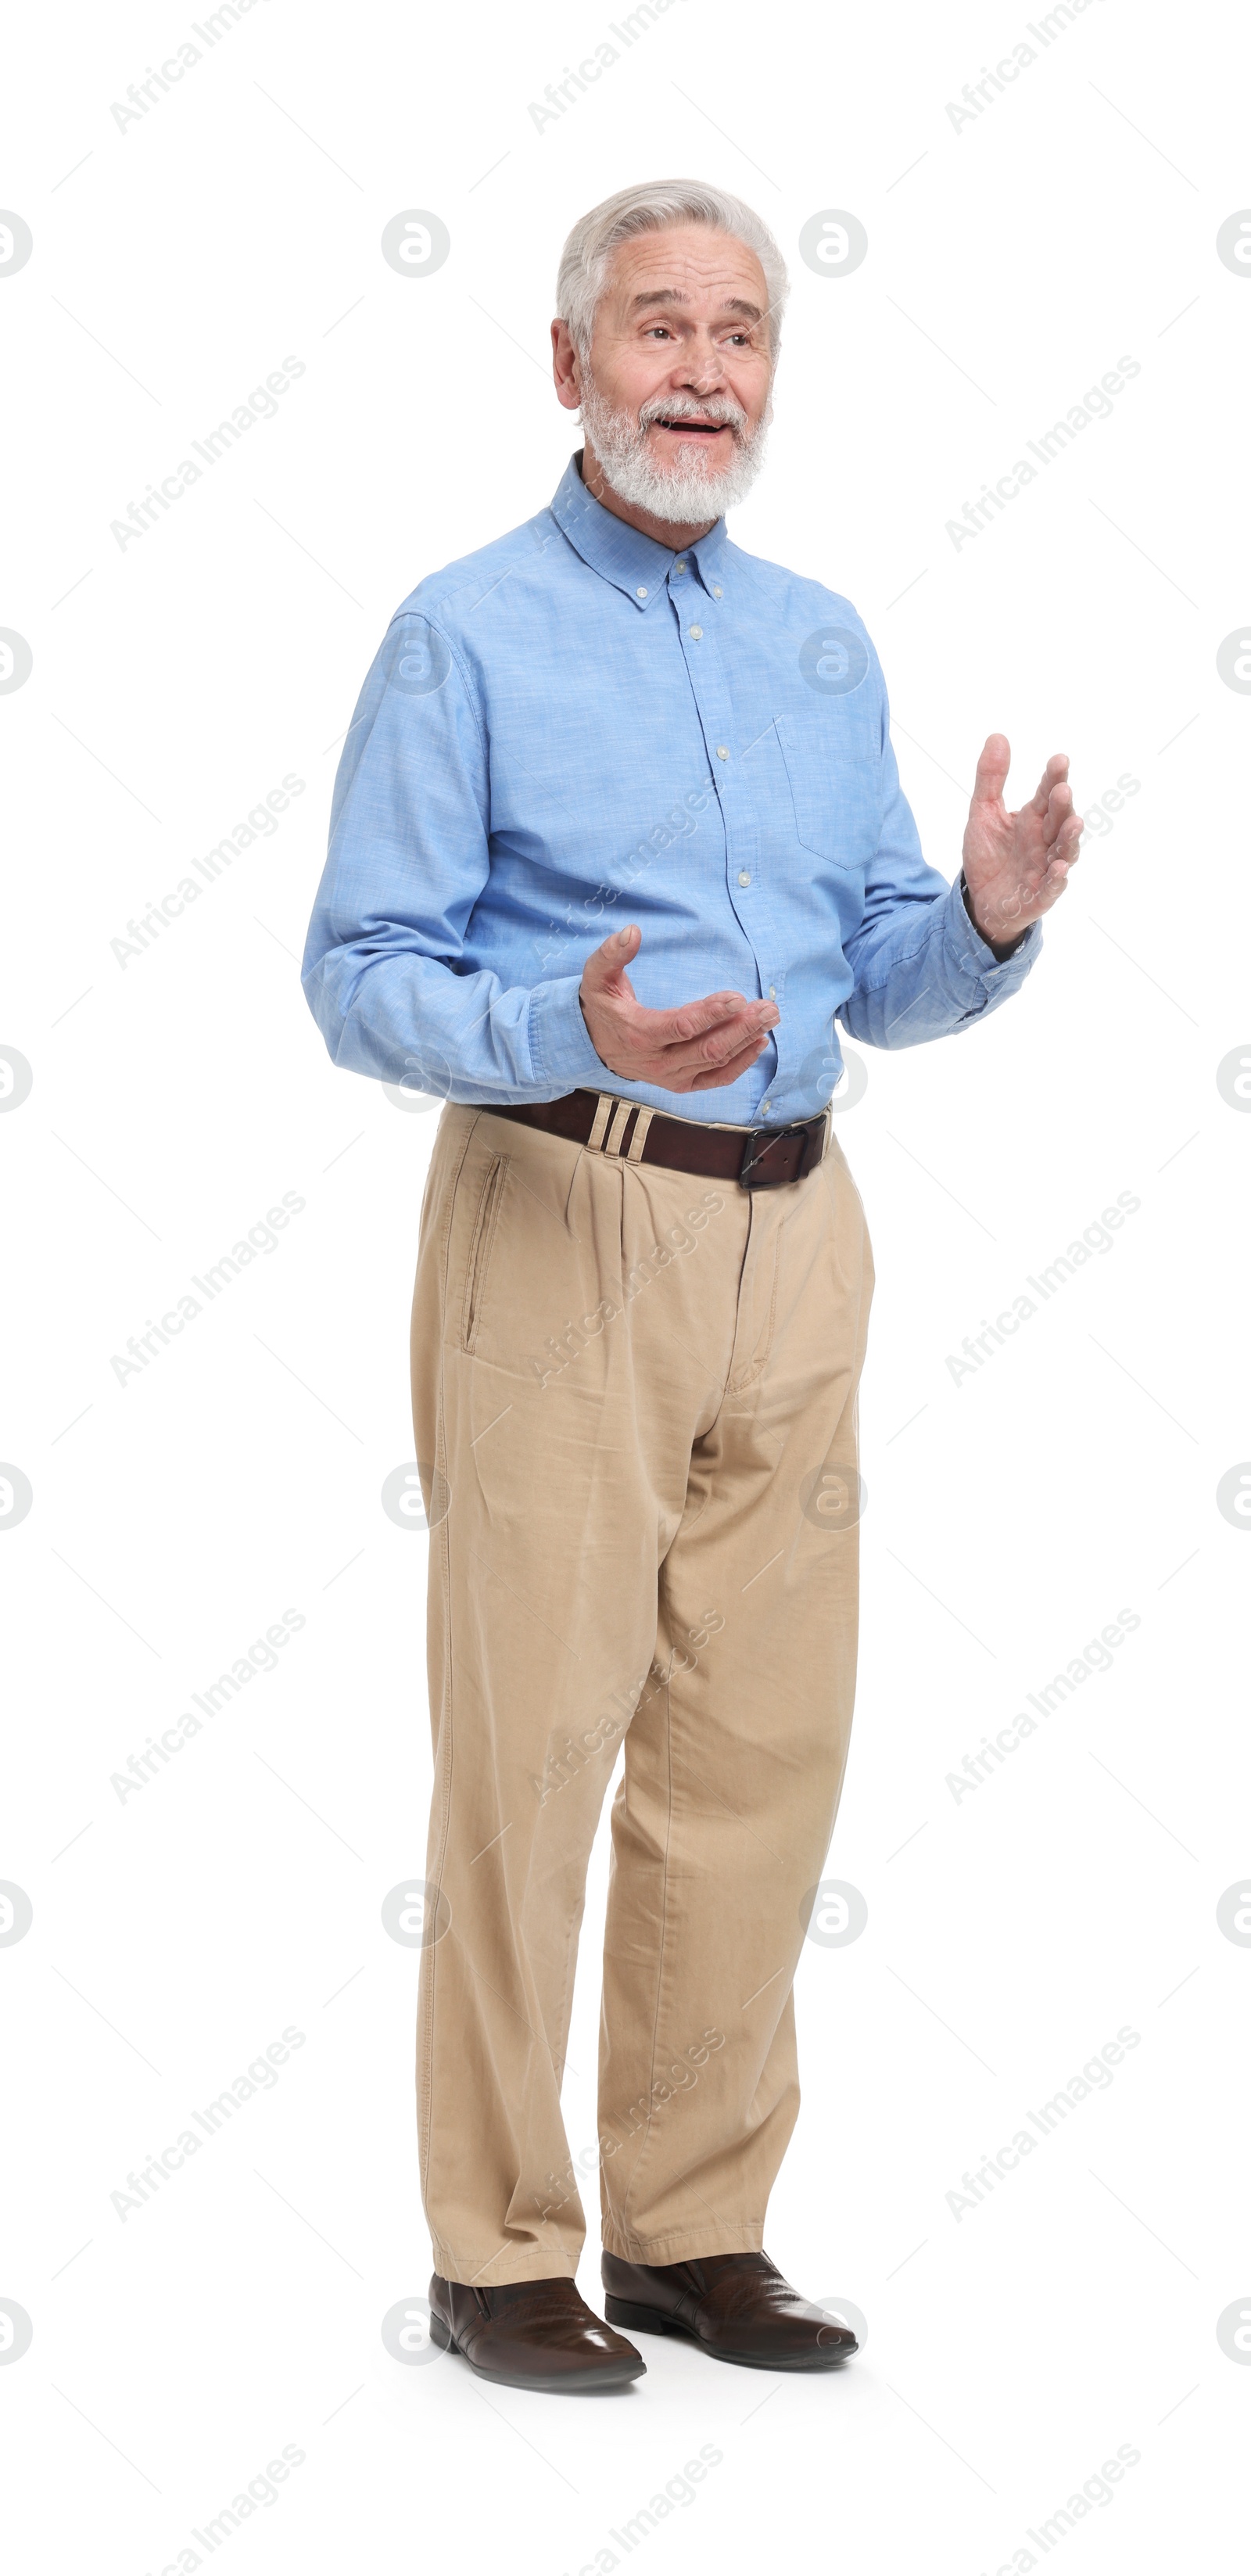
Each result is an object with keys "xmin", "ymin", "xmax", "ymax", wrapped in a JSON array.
[{"xmin": 739, "ymin": 1120, "xmax": 812, "ymax": 1190}]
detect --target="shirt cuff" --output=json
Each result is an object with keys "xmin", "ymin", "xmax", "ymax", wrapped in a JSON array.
[
  {"xmin": 950, "ymin": 874, "xmax": 1042, "ymax": 985},
  {"xmin": 527, "ymin": 974, "xmax": 611, "ymax": 1094}
]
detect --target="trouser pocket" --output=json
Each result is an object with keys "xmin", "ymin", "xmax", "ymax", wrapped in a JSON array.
[{"xmin": 461, "ymin": 1154, "xmax": 507, "ymax": 1351}]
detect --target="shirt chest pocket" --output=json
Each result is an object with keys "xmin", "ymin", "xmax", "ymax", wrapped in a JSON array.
[{"xmin": 776, "ymin": 712, "xmax": 881, "ymax": 870}]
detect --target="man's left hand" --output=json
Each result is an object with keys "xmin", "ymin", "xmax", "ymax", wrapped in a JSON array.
[{"xmin": 961, "ymin": 736, "xmax": 1084, "ymax": 953}]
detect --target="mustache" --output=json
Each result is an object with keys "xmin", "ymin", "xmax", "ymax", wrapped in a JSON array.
[{"xmin": 636, "ymin": 390, "xmax": 749, "ymax": 437}]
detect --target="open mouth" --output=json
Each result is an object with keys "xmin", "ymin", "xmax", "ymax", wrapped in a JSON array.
[{"xmin": 649, "ymin": 417, "xmax": 733, "ymax": 439}]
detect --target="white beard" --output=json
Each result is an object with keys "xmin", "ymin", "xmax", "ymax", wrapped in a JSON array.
[{"xmin": 579, "ymin": 376, "xmax": 771, "ymax": 523}]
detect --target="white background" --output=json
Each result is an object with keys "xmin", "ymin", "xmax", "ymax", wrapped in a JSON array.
[{"xmin": 2, "ymin": 0, "xmax": 1249, "ymax": 2568}]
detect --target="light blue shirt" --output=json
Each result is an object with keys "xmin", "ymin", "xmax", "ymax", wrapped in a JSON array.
[{"xmin": 301, "ymin": 454, "xmax": 1040, "ymax": 1122}]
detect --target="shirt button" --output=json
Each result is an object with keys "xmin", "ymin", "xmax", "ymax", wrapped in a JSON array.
[
  {"xmin": 636, "ymin": 587, "xmax": 648, "ymax": 600},
  {"xmin": 769, "ymin": 985, "xmax": 776, "ymax": 998},
  {"xmin": 715, "ymin": 745, "xmax": 729, "ymax": 760},
  {"xmin": 712, "ymin": 585, "xmax": 722, "ymax": 598},
  {"xmin": 674, "ymin": 559, "xmax": 686, "ymax": 573},
  {"xmin": 760, "ymin": 1099, "xmax": 771, "ymax": 1114},
  {"xmin": 689, "ymin": 624, "xmax": 703, "ymax": 640},
  {"xmin": 738, "ymin": 870, "xmax": 751, "ymax": 887}
]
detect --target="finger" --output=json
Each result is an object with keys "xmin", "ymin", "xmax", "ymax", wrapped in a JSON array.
[
  {"xmin": 581, "ymin": 928, "xmax": 769, "ymax": 1035},
  {"xmin": 659, "ymin": 1006, "xmax": 777, "ymax": 1075},
  {"xmin": 1035, "ymin": 861, "xmax": 1071, "ymax": 913},
  {"xmin": 579, "ymin": 922, "xmax": 642, "ymax": 994},
  {"xmin": 685, "ymin": 1033, "xmax": 772, "ymax": 1092},
  {"xmin": 633, "ymin": 992, "xmax": 776, "ymax": 1062},
  {"xmin": 665, "ymin": 991, "xmax": 772, "ymax": 1044},
  {"xmin": 1029, "ymin": 752, "xmax": 1070, "ymax": 816},
  {"xmin": 1040, "ymin": 780, "xmax": 1074, "ymax": 846},
  {"xmin": 972, "ymin": 734, "xmax": 1010, "ymax": 805},
  {"xmin": 1034, "ymin": 826, "xmax": 1084, "ymax": 902},
  {"xmin": 1051, "ymin": 811, "xmax": 1084, "ymax": 865}
]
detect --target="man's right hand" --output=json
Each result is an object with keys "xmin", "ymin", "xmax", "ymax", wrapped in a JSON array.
[{"xmin": 579, "ymin": 924, "xmax": 778, "ymax": 1094}]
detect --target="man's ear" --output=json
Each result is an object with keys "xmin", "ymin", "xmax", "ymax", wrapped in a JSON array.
[{"xmin": 551, "ymin": 318, "xmax": 582, "ymax": 412}]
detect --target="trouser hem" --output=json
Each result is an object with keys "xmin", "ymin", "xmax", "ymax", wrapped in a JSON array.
[
  {"xmin": 600, "ymin": 2220, "xmax": 765, "ymax": 2262},
  {"xmin": 430, "ymin": 2244, "xmax": 582, "ymax": 2288}
]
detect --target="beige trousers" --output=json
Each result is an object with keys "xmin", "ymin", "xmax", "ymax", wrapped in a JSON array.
[{"xmin": 410, "ymin": 1100, "xmax": 873, "ymax": 2286}]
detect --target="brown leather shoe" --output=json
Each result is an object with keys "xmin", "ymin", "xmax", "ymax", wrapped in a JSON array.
[
  {"xmin": 428, "ymin": 2274, "xmax": 644, "ymax": 2391},
  {"xmin": 601, "ymin": 2251, "xmax": 857, "ymax": 2371}
]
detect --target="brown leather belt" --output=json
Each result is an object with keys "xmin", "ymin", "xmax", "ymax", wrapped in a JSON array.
[{"xmin": 486, "ymin": 1088, "xmax": 828, "ymax": 1190}]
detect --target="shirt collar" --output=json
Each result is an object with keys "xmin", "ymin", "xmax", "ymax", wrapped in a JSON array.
[{"xmin": 548, "ymin": 452, "xmax": 729, "ymax": 609}]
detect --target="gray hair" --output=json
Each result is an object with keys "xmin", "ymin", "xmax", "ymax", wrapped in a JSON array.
[{"xmin": 556, "ymin": 178, "xmax": 788, "ymax": 366}]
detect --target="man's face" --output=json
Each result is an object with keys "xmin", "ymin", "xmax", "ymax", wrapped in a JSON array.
[{"xmin": 555, "ymin": 225, "xmax": 776, "ymax": 528}]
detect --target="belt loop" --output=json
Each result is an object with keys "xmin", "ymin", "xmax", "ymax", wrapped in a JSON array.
[
  {"xmin": 626, "ymin": 1107, "xmax": 654, "ymax": 1163},
  {"xmin": 586, "ymin": 1094, "xmax": 614, "ymax": 1152},
  {"xmin": 604, "ymin": 1099, "xmax": 633, "ymax": 1157}
]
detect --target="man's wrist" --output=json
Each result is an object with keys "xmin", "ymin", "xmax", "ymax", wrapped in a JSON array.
[{"xmin": 959, "ymin": 870, "xmax": 1027, "ymax": 961}]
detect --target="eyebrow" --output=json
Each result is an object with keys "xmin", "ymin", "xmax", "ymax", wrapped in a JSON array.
[{"xmin": 627, "ymin": 288, "xmax": 765, "ymax": 325}]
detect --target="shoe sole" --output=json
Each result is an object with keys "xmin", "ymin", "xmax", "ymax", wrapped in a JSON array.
[
  {"xmin": 428, "ymin": 2309, "xmax": 645, "ymax": 2391},
  {"xmin": 602, "ymin": 2294, "xmax": 856, "ymax": 2371}
]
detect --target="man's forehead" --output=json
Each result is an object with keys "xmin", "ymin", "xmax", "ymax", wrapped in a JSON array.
[{"xmin": 606, "ymin": 227, "xmax": 767, "ymax": 309}]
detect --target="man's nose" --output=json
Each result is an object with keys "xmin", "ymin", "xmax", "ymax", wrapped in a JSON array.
[{"xmin": 674, "ymin": 340, "xmax": 726, "ymax": 391}]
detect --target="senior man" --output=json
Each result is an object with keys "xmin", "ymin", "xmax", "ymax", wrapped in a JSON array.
[{"xmin": 302, "ymin": 179, "xmax": 1082, "ymax": 2393}]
